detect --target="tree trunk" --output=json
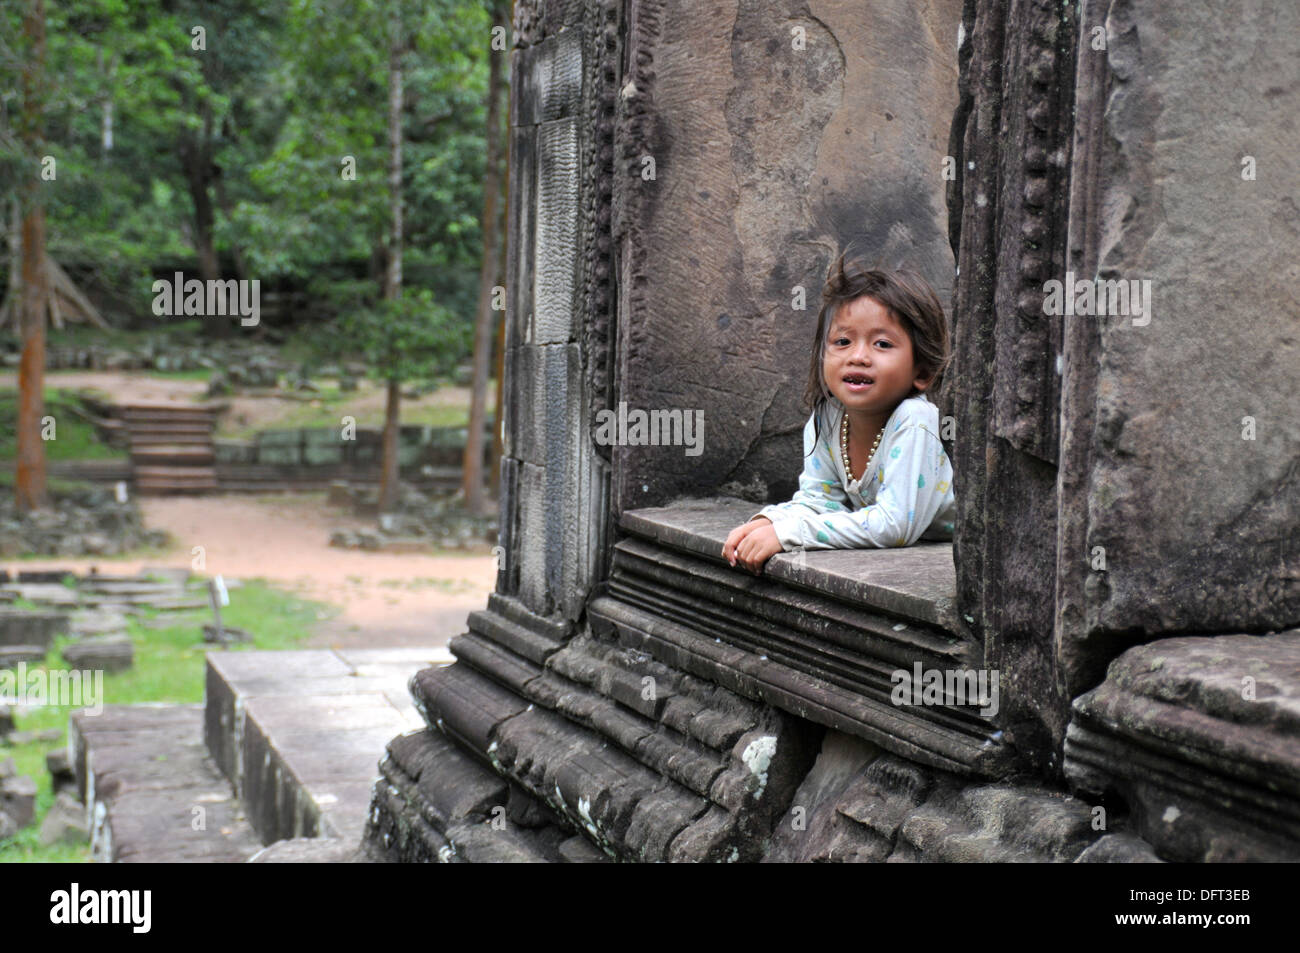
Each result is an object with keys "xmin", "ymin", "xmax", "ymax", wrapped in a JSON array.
[
  {"xmin": 16, "ymin": 0, "xmax": 48, "ymax": 513},
  {"xmin": 463, "ymin": 8, "xmax": 507, "ymax": 515},
  {"xmin": 381, "ymin": 378, "xmax": 401, "ymax": 512},
  {"xmin": 214, "ymin": 171, "xmax": 247, "ymax": 281},
  {"xmin": 378, "ymin": 7, "xmax": 405, "ymax": 514},
  {"xmin": 181, "ymin": 102, "xmax": 226, "ymax": 337}
]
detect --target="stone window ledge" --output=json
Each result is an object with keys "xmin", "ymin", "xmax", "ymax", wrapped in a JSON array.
[
  {"xmin": 589, "ymin": 496, "xmax": 1011, "ymax": 777},
  {"xmin": 620, "ymin": 497, "xmax": 967, "ymax": 638}
]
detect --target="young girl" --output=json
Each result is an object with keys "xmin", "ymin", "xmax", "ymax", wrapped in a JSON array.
[{"xmin": 723, "ymin": 257, "xmax": 956, "ymax": 573}]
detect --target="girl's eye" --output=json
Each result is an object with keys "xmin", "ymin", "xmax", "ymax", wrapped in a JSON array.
[
  {"xmin": 875, "ymin": 340, "xmax": 893, "ymax": 348},
  {"xmin": 833, "ymin": 337, "xmax": 849, "ymax": 346}
]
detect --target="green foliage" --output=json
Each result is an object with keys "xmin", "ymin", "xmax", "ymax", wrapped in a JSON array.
[
  {"xmin": 338, "ymin": 290, "xmax": 469, "ymax": 384},
  {"xmin": 1, "ymin": 0, "xmax": 500, "ymax": 354}
]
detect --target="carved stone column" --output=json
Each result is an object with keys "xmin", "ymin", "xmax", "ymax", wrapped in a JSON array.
[{"xmin": 947, "ymin": 0, "xmax": 1078, "ymax": 774}]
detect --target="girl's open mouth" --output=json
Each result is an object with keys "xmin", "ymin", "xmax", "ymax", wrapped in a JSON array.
[{"xmin": 843, "ymin": 375, "xmax": 873, "ymax": 390}]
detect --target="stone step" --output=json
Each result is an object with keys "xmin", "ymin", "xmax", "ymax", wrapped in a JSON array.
[
  {"xmin": 403, "ymin": 651, "xmax": 815, "ymax": 862},
  {"xmin": 127, "ymin": 427, "xmax": 214, "ymax": 440},
  {"xmin": 204, "ymin": 647, "xmax": 451, "ymax": 846},
  {"xmin": 69, "ymin": 704, "xmax": 263, "ymax": 862},
  {"xmin": 133, "ymin": 466, "xmax": 218, "ymax": 480},
  {"xmin": 77, "ymin": 581, "xmax": 183, "ymax": 597},
  {"xmin": 365, "ymin": 726, "xmax": 584, "ymax": 863},
  {"xmin": 0, "ymin": 645, "xmax": 48, "ymax": 669},
  {"xmin": 130, "ymin": 445, "xmax": 216, "ymax": 462},
  {"xmin": 118, "ymin": 405, "xmax": 222, "ymax": 422}
]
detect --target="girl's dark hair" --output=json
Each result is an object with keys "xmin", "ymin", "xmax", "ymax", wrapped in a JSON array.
[{"xmin": 804, "ymin": 255, "xmax": 952, "ymax": 450}]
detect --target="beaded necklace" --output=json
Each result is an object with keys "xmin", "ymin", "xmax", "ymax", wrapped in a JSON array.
[{"xmin": 840, "ymin": 411, "xmax": 883, "ymax": 484}]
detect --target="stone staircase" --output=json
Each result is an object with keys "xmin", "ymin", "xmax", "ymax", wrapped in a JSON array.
[
  {"xmin": 117, "ymin": 403, "xmax": 224, "ymax": 494},
  {"xmin": 69, "ymin": 646, "xmax": 450, "ymax": 862}
]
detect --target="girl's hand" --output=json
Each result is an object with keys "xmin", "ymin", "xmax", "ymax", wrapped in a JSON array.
[{"xmin": 723, "ymin": 518, "xmax": 783, "ymax": 574}]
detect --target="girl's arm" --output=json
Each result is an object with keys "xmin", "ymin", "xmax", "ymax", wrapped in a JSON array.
[
  {"xmin": 768, "ymin": 420, "xmax": 952, "ymax": 550},
  {"xmin": 750, "ymin": 411, "xmax": 852, "ymax": 548}
]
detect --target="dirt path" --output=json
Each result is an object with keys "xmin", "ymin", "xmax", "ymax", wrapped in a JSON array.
[
  {"xmin": 0, "ymin": 370, "xmax": 209, "ymax": 405},
  {"xmin": 12, "ymin": 494, "xmax": 495, "ymax": 649}
]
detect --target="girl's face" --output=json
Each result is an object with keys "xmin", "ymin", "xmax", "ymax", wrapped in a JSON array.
[{"xmin": 823, "ymin": 296, "xmax": 930, "ymax": 419}]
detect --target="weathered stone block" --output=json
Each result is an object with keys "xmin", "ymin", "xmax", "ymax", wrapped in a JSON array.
[
  {"xmin": 1065, "ymin": 631, "xmax": 1300, "ymax": 862},
  {"xmin": 63, "ymin": 635, "xmax": 134, "ymax": 673}
]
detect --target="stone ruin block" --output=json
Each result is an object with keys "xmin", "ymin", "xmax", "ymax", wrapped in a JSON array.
[
  {"xmin": 1065, "ymin": 630, "xmax": 1300, "ymax": 862},
  {"xmin": 361, "ymin": 0, "xmax": 1298, "ymax": 863}
]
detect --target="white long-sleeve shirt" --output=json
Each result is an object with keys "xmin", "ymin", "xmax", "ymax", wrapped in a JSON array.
[{"xmin": 753, "ymin": 394, "xmax": 957, "ymax": 550}]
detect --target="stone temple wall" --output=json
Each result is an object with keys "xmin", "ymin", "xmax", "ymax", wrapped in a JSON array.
[
  {"xmin": 362, "ymin": 0, "xmax": 1300, "ymax": 864},
  {"xmin": 1055, "ymin": 0, "xmax": 1300, "ymax": 688},
  {"xmin": 613, "ymin": 0, "xmax": 963, "ymax": 512}
]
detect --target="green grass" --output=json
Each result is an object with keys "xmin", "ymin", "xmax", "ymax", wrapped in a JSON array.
[
  {"xmin": 143, "ymin": 367, "xmax": 214, "ymax": 382},
  {"xmin": 0, "ymin": 472, "xmax": 98, "ymax": 496},
  {"xmin": 0, "ymin": 388, "xmax": 128, "ymax": 462},
  {"xmin": 0, "ymin": 579, "xmax": 333, "ymax": 863}
]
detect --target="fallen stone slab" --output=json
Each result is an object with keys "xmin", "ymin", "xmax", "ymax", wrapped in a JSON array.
[
  {"xmin": 0, "ymin": 607, "xmax": 70, "ymax": 649},
  {"xmin": 77, "ymin": 573, "xmax": 150, "ymax": 584},
  {"xmin": 39, "ymin": 790, "xmax": 89, "ymax": 847},
  {"xmin": 105, "ymin": 591, "xmax": 189, "ymax": 606},
  {"xmin": 70, "ymin": 704, "xmax": 263, "ymax": 863},
  {"xmin": 63, "ymin": 635, "xmax": 134, "ymax": 673},
  {"xmin": 202, "ymin": 624, "xmax": 253, "ymax": 645},
  {"xmin": 0, "ymin": 584, "xmax": 79, "ymax": 607},
  {"xmin": 3, "ymin": 728, "xmax": 63, "ymax": 745},
  {"xmin": 0, "ymin": 766, "xmax": 37, "ymax": 828},
  {"xmin": 76, "ymin": 596, "xmax": 132, "ymax": 612},
  {"xmin": 78, "ymin": 581, "xmax": 183, "ymax": 597},
  {"xmin": 133, "ymin": 596, "xmax": 209, "ymax": 612},
  {"xmin": 70, "ymin": 609, "xmax": 130, "ymax": 637},
  {"xmin": 14, "ymin": 571, "xmax": 74, "ymax": 584},
  {"xmin": 0, "ymin": 645, "xmax": 48, "ymax": 669},
  {"xmin": 0, "ymin": 808, "xmax": 15, "ymax": 838}
]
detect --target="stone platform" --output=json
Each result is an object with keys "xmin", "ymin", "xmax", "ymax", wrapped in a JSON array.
[
  {"xmin": 68, "ymin": 646, "xmax": 451, "ymax": 861},
  {"xmin": 205, "ymin": 648, "xmax": 449, "ymax": 844},
  {"xmin": 70, "ymin": 705, "xmax": 262, "ymax": 862}
]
